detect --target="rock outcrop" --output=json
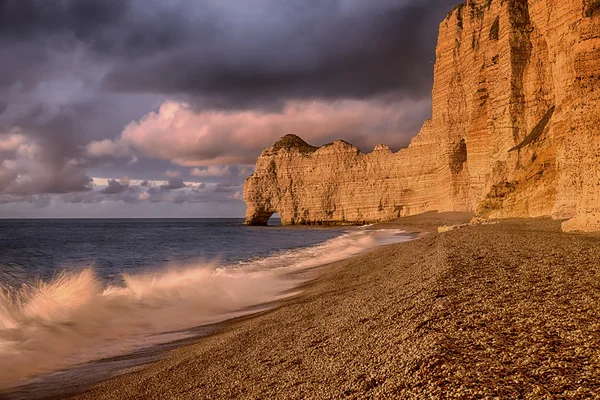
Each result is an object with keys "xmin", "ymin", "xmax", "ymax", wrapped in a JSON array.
[{"xmin": 244, "ymin": 0, "xmax": 600, "ymax": 230}]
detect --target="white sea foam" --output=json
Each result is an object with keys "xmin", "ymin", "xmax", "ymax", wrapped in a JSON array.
[{"xmin": 0, "ymin": 229, "xmax": 409, "ymax": 388}]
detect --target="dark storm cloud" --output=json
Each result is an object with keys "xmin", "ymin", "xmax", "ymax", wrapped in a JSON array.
[
  {"xmin": 0, "ymin": 98, "xmax": 116, "ymax": 197},
  {"xmin": 0, "ymin": 0, "xmax": 129, "ymax": 91},
  {"xmin": 0, "ymin": 0, "xmax": 129, "ymax": 40},
  {"xmin": 1, "ymin": 0, "xmax": 458, "ymax": 108},
  {"xmin": 102, "ymin": 0, "xmax": 459, "ymax": 108}
]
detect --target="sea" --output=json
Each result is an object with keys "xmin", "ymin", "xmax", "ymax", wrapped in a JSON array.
[{"xmin": 0, "ymin": 218, "xmax": 411, "ymax": 396}]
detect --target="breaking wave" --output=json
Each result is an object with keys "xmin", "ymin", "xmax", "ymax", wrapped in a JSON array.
[{"xmin": 0, "ymin": 228, "xmax": 409, "ymax": 388}]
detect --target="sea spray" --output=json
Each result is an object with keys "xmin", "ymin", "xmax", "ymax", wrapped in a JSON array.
[{"xmin": 0, "ymin": 228, "xmax": 409, "ymax": 388}]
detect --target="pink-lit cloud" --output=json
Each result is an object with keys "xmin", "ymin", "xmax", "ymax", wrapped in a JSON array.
[
  {"xmin": 0, "ymin": 133, "xmax": 27, "ymax": 152},
  {"xmin": 87, "ymin": 98, "xmax": 429, "ymax": 167}
]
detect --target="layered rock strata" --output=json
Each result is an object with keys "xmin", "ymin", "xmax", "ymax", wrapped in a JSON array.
[{"xmin": 244, "ymin": 0, "xmax": 600, "ymax": 230}]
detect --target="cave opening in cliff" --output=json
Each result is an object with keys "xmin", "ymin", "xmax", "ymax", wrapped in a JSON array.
[{"xmin": 268, "ymin": 213, "xmax": 282, "ymax": 226}]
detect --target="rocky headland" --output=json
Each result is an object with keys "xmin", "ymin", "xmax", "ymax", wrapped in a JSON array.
[{"xmin": 244, "ymin": 0, "xmax": 600, "ymax": 231}]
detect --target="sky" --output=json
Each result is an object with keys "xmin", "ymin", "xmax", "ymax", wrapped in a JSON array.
[{"xmin": 0, "ymin": 0, "xmax": 458, "ymax": 218}]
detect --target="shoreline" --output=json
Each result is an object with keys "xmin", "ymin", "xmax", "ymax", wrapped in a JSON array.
[
  {"xmin": 12, "ymin": 212, "xmax": 600, "ymax": 398},
  {"xmin": 2, "ymin": 221, "xmax": 416, "ymax": 399}
]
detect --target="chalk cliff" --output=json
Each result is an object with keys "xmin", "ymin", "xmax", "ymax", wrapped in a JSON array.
[{"xmin": 244, "ymin": 0, "xmax": 600, "ymax": 230}]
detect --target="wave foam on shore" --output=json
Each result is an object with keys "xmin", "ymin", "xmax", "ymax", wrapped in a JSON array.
[{"xmin": 0, "ymin": 228, "xmax": 410, "ymax": 388}]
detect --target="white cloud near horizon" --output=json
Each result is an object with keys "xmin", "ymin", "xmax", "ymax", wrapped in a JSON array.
[{"xmin": 190, "ymin": 165, "xmax": 232, "ymax": 177}]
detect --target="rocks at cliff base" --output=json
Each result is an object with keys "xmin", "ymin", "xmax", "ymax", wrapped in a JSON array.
[{"xmin": 244, "ymin": 0, "xmax": 600, "ymax": 231}]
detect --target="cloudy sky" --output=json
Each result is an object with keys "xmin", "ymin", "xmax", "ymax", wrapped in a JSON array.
[{"xmin": 0, "ymin": 0, "xmax": 457, "ymax": 218}]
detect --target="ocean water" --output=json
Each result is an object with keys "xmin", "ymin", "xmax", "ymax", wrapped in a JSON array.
[{"xmin": 0, "ymin": 218, "xmax": 411, "ymax": 390}]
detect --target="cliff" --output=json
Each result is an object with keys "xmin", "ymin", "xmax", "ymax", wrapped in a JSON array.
[{"xmin": 244, "ymin": 0, "xmax": 600, "ymax": 230}]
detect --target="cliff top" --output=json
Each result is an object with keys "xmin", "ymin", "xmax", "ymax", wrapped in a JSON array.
[
  {"xmin": 271, "ymin": 134, "xmax": 319, "ymax": 153},
  {"xmin": 322, "ymin": 139, "xmax": 355, "ymax": 148},
  {"xmin": 267, "ymin": 134, "xmax": 390, "ymax": 158}
]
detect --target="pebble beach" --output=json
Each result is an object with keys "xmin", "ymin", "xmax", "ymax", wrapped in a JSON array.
[{"xmin": 66, "ymin": 214, "xmax": 600, "ymax": 399}]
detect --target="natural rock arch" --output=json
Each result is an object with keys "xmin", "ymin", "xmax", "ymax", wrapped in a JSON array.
[{"xmin": 245, "ymin": 209, "xmax": 276, "ymax": 226}]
